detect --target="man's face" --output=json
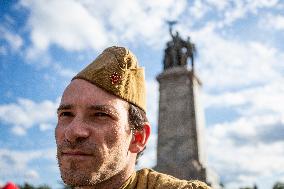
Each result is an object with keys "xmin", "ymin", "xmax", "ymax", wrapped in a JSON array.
[{"xmin": 55, "ymin": 79, "xmax": 132, "ymax": 186}]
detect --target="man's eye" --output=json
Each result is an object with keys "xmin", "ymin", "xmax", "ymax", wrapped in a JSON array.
[
  {"xmin": 94, "ymin": 112, "xmax": 110, "ymax": 117},
  {"xmin": 59, "ymin": 112, "xmax": 73, "ymax": 117}
]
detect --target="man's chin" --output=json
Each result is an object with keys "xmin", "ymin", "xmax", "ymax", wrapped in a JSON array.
[
  {"xmin": 61, "ymin": 171, "xmax": 93, "ymax": 187},
  {"xmin": 58, "ymin": 160, "xmax": 100, "ymax": 186}
]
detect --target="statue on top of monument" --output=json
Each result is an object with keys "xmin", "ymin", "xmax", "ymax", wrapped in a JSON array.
[{"xmin": 163, "ymin": 21, "xmax": 196, "ymax": 72}]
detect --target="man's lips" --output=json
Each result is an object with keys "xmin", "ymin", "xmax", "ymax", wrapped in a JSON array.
[{"xmin": 61, "ymin": 150, "xmax": 93, "ymax": 157}]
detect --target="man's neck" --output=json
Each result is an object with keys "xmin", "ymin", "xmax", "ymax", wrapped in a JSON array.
[{"xmin": 75, "ymin": 166, "xmax": 135, "ymax": 189}]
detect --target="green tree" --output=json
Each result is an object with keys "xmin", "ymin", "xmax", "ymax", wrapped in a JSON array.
[
  {"xmin": 240, "ymin": 184, "xmax": 258, "ymax": 189},
  {"xmin": 273, "ymin": 182, "xmax": 284, "ymax": 189},
  {"xmin": 19, "ymin": 183, "xmax": 36, "ymax": 189},
  {"xmin": 19, "ymin": 183, "xmax": 51, "ymax": 189},
  {"xmin": 37, "ymin": 185, "xmax": 51, "ymax": 189}
]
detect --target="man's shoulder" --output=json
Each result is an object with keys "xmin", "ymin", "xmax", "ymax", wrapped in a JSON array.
[{"xmin": 136, "ymin": 168, "xmax": 212, "ymax": 189}]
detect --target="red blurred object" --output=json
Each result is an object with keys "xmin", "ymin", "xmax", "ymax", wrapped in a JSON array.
[{"xmin": 3, "ymin": 182, "xmax": 19, "ymax": 189}]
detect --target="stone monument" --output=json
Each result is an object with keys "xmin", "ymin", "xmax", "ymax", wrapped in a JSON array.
[{"xmin": 154, "ymin": 22, "xmax": 221, "ymax": 188}]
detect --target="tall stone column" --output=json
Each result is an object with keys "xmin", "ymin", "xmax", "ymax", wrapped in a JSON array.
[{"xmin": 155, "ymin": 66, "xmax": 207, "ymax": 182}]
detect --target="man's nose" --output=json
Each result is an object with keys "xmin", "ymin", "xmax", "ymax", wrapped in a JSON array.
[{"xmin": 64, "ymin": 117, "xmax": 90, "ymax": 143}]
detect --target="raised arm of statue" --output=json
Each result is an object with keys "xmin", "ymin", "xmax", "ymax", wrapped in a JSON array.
[{"xmin": 167, "ymin": 20, "xmax": 177, "ymax": 40}]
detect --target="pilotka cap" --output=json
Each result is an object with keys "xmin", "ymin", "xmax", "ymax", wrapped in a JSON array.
[{"xmin": 72, "ymin": 46, "xmax": 146, "ymax": 112}]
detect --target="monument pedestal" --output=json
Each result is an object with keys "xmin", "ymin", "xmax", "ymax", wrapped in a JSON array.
[{"xmin": 155, "ymin": 67, "xmax": 207, "ymax": 182}]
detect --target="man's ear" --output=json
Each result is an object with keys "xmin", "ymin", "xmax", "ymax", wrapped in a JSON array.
[{"xmin": 129, "ymin": 123, "xmax": 151, "ymax": 153}]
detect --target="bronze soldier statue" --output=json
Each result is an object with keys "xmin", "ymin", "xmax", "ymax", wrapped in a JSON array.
[{"xmin": 163, "ymin": 21, "xmax": 196, "ymax": 72}]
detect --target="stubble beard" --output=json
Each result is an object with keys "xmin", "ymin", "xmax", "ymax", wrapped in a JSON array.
[
  {"xmin": 57, "ymin": 141, "xmax": 128, "ymax": 188},
  {"xmin": 59, "ymin": 159, "xmax": 93, "ymax": 187},
  {"xmin": 57, "ymin": 140, "xmax": 104, "ymax": 187}
]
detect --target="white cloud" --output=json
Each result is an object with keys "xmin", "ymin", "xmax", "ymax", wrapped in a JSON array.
[
  {"xmin": 39, "ymin": 123, "xmax": 54, "ymax": 131},
  {"xmin": 18, "ymin": 0, "xmax": 187, "ymax": 53},
  {"xmin": 11, "ymin": 126, "xmax": 27, "ymax": 136},
  {"xmin": 25, "ymin": 170, "xmax": 39, "ymax": 180},
  {"xmin": 204, "ymin": 79, "xmax": 284, "ymax": 114},
  {"xmin": 14, "ymin": 0, "xmax": 283, "ymax": 54},
  {"xmin": 188, "ymin": 0, "xmax": 210, "ymax": 19},
  {"xmin": 207, "ymin": 124, "xmax": 284, "ymax": 187},
  {"xmin": 221, "ymin": 1, "xmax": 247, "ymax": 27},
  {"xmin": 279, "ymin": 177, "xmax": 284, "ymax": 183},
  {"xmin": 185, "ymin": 0, "xmax": 280, "ymax": 28},
  {"xmin": 206, "ymin": 0, "xmax": 229, "ymax": 11},
  {"xmin": 51, "ymin": 63, "xmax": 77, "ymax": 78},
  {"xmin": 260, "ymin": 14, "xmax": 284, "ymax": 30},
  {"xmin": 75, "ymin": 0, "xmax": 187, "ymax": 48},
  {"xmin": 20, "ymin": 0, "xmax": 108, "ymax": 51},
  {"xmin": 0, "ymin": 148, "xmax": 56, "ymax": 181},
  {"xmin": 146, "ymin": 80, "xmax": 159, "ymax": 127},
  {"xmin": 219, "ymin": 0, "xmax": 279, "ymax": 27},
  {"xmin": 191, "ymin": 25, "xmax": 283, "ymax": 91},
  {"xmin": 0, "ymin": 26, "xmax": 23, "ymax": 52},
  {"xmin": 24, "ymin": 48, "xmax": 77, "ymax": 79},
  {"xmin": 16, "ymin": 0, "xmax": 189, "ymax": 81},
  {"xmin": 204, "ymin": 78, "xmax": 284, "ymax": 187},
  {"xmin": 0, "ymin": 98, "xmax": 59, "ymax": 135}
]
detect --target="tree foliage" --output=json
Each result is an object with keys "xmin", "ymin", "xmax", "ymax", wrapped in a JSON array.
[
  {"xmin": 273, "ymin": 182, "xmax": 284, "ymax": 189},
  {"xmin": 19, "ymin": 183, "xmax": 51, "ymax": 189}
]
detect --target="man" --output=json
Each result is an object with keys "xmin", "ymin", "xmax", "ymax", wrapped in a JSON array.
[{"xmin": 55, "ymin": 46, "xmax": 211, "ymax": 189}]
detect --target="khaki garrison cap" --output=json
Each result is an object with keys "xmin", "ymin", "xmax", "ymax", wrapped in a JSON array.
[{"xmin": 72, "ymin": 46, "xmax": 146, "ymax": 112}]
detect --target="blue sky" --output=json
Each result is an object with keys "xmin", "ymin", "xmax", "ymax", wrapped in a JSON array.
[{"xmin": 1, "ymin": 0, "xmax": 284, "ymax": 188}]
